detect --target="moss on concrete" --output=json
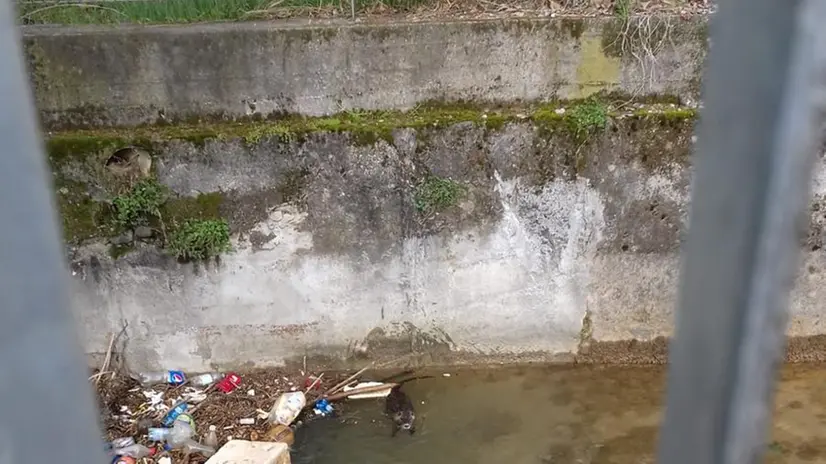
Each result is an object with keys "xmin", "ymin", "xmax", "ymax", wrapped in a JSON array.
[
  {"xmin": 56, "ymin": 180, "xmax": 115, "ymax": 245},
  {"xmin": 47, "ymin": 98, "xmax": 697, "ymax": 246},
  {"xmin": 560, "ymin": 18, "xmax": 586, "ymax": 40},
  {"xmin": 44, "ymin": 99, "xmax": 695, "ymax": 156}
]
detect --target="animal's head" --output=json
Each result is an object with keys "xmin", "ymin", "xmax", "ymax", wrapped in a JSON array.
[{"xmin": 392, "ymin": 411, "xmax": 416, "ymax": 436}]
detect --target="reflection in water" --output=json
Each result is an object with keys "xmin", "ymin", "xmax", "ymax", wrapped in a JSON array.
[{"xmin": 291, "ymin": 365, "xmax": 826, "ymax": 464}]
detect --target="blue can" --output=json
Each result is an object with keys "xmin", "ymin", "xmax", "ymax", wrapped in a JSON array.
[
  {"xmin": 167, "ymin": 370, "xmax": 186, "ymax": 385},
  {"xmin": 314, "ymin": 398, "xmax": 334, "ymax": 416}
]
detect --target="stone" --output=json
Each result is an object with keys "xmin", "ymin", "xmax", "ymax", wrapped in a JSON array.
[
  {"xmin": 110, "ymin": 230, "xmax": 133, "ymax": 246},
  {"xmin": 205, "ymin": 440, "xmax": 290, "ymax": 464},
  {"xmin": 134, "ymin": 226, "xmax": 153, "ymax": 239}
]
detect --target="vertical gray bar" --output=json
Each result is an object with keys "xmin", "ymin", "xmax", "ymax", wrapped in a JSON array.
[
  {"xmin": 657, "ymin": 0, "xmax": 826, "ymax": 463},
  {"xmin": 0, "ymin": 1, "xmax": 106, "ymax": 463}
]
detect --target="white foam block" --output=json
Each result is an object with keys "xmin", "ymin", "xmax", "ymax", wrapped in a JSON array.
[{"xmin": 205, "ymin": 440, "xmax": 291, "ymax": 464}]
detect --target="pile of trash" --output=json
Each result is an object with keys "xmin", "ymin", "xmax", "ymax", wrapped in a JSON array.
[{"xmin": 97, "ymin": 366, "xmax": 402, "ymax": 463}]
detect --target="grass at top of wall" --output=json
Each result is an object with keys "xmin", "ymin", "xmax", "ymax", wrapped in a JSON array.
[
  {"xmin": 17, "ymin": 0, "xmax": 704, "ymax": 25},
  {"xmin": 17, "ymin": 0, "xmax": 426, "ymax": 24},
  {"xmin": 45, "ymin": 99, "xmax": 698, "ymax": 162}
]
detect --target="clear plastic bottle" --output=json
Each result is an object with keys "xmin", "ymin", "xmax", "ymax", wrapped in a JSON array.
[
  {"xmin": 190, "ymin": 372, "xmax": 223, "ymax": 387},
  {"xmin": 113, "ymin": 443, "xmax": 154, "ymax": 459},
  {"xmin": 166, "ymin": 419, "xmax": 195, "ymax": 448},
  {"xmin": 183, "ymin": 439, "xmax": 216, "ymax": 457},
  {"xmin": 204, "ymin": 425, "xmax": 218, "ymax": 449},
  {"xmin": 136, "ymin": 370, "xmax": 186, "ymax": 386},
  {"xmin": 147, "ymin": 427, "xmax": 170, "ymax": 442}
]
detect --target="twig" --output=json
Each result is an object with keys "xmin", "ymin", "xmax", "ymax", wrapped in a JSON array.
[
  {"xmin": 112, "ymin": 320, "xmax": 129, "ymax": 379},
  {"xmin": 304, "ymin": 373, "xmax": 324, "ymax": 394},
  {"xmin": 89, "ymin": 371, "xmax": 113, "ymax": 382},
  {"xmin": 324, "ymin": 365, "xmax": 372, "ymax": 396},
  {"xmin": 21, "ymin": 3, "xmax": 127, "ymax": 20},
  {"xmin": 97, "ymin": 332, "xmax": 116, "ymax": 385},
  {"xmin": 323, "ymin": 353, "xmax": 414, "ymax": 396}
]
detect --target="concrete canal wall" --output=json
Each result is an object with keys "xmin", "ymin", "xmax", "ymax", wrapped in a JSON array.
[{"xmin": 31, "ymin": 15, "xmax": 826, "ymax": 372}]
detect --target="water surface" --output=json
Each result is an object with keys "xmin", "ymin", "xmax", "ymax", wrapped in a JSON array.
[{"xmin": 292, "ymin": 365, "xmax": 826, "ymax": 464}]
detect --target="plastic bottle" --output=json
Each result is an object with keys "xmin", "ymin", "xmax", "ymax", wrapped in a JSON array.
[
  {"xmin": 110, "ymin": 437, "xmax": 136, "ymax": 449},
  {"xmin": 112, "ymin": 443, "xmax": 154, "ymax": 459},
  {"xmin": 162, "ymin": 402, "xmax": 188, "ymax": 426},
  {"xmin": 147, "ymin": 427, "xmax": 170, "ymax": 442},
  {"xmin": 183, "ymin": 439, "xmax": 216, "ymax": 457},
  {"xmin": 191, "ymin": 372, "xmax": 223, "ymax": 387},
  {"xmin": 204, "ymin": 425, "xmax": 218, "ymax": 449},
  {"xmin": 268, "ymin": 391, "xmax": 306, "ymax": 425},
  {"xmin": 166, "ymin": 419, "xmax": 195, "ymax": 448},
  {"xmin": 136, "ymin": 370, "xmax": 186, "ymax": 386}
]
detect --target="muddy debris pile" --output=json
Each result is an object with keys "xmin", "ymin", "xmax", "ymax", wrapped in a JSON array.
[{"xmin": 99, "ymin": 366, "xmax": 405, "ymax": 463}]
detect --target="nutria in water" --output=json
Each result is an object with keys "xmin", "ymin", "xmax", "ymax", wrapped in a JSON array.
[
  {"xmin": 385, "ymin": 385, "xmax": 416, "ymax": 436},
  {"xmin": 379, "ymin": 372, "xmax": 434, "ymax": 437}
]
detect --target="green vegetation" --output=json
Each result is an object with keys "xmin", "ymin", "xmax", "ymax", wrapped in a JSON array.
[
  {"xmin": 414, "ymin": 176, "xmax": 467, "ymax": 214},
  {"xmin": 566, "ymin": 97, "xmax": 609, "ymax": 141},
  {"xmin": 168, "ymin": 218, "xmax": 231, "ymax": 260},
  {"xmin": 17, "ymin": 0, "xmax": 426, "ymax": 25},
  {"xmin": 46, "ymin": 99, "xmax": 696, "ymax": 156},
  {"xmin": 112, "ymin": 178, "xmax": 166, "ymax": 228},
  {"xmin": 613, "ymin": 0, "xmax": 631, "ymax": 22},
  {"xmin": 50, "ymin": 98, "xmax": 697, "ymax": 251}
]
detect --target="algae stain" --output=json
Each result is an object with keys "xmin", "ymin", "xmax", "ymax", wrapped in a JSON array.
[{"xmin": 573, "ymin": 36, "xmax": 621, "ymax": 99}]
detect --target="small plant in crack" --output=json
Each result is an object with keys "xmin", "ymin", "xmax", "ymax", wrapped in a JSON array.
[
  {"xmin": 112, "ymin": 178, "xmax": 167, "ymax": 228},
  {"xmin": 414, "ymin": 176, "xmax": 467, "ymax": 214},
  {"xmin": 168, "ymin": 218, "xmax": 231, "ymax": 261},
  {"xmin": 614, "ymin": 0, "xmax": 631, "ymax": 23},
  {"xmin": 566, "ymin": 98, "xmax": 609, "ymax": 141}
]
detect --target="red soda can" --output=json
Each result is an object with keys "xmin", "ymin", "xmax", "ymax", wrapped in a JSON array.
[
  {"xmin": 304, "ymin": 375, "xmax": 322, "ymax": 391},
  {"xmin": 216, "ymin": 372, "xmax": 242, "ymax": 393}
]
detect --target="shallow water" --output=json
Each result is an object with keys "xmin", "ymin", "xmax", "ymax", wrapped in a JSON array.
[{"xmin": 291, "ymin": 364, "xmax": 826, "ymax": 464}]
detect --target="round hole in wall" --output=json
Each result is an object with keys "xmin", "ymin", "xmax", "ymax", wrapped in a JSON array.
[{"xmin": 105, "ymin": 147, "xmax": 152, "ymax": 177}]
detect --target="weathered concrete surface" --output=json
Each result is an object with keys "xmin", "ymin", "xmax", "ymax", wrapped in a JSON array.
[
  {"xmin": 24, "ymin": 16, "xmax": 706, "ymax": 130},
  {"xmin": 57, "ymin": 109, "xmax": 826, "ymax": 371},
  {"xmin": 58, "ymin": 113, "xmax": 667, "ymax": 370}
]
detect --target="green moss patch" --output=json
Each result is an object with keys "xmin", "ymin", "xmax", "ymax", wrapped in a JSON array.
[
  {"xmin": 414, "ymin": 176, "xmax": 467, "ymax": 214},
  {"xmin": 44, "ymin": 97, "xmax": 696, "ymax": 159},
  {"xmin": 57, "ymin": 181, "xmax": 115, "ymax": 245}
]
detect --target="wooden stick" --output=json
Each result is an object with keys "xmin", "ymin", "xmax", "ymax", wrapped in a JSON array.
[
  {"xmin": 323, "ymin": 353, "xmax": 416, "ymax": 397},
  {"xmin": 304, "ymin": 373, "xmax": 324, "ymax": 394},
  {"xmin": 96, "ymin": 332, "xmax": 116, "ymax": 386},
  {"xmin": 324, "ymin": 365, "xmax": 371, "ymax": 396},
  {"xmin": 325, "ymin": 383, "xmax": 397, "ymax": 401}
]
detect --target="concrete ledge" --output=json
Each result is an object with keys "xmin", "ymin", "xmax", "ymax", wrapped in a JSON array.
[
  {"xmin": 24, "ymin": 16, "xmax": 707, "ymax": 129},
  {"xmin": 206, "ymin": 440, "xmax": 290, "ymax": 464}
]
